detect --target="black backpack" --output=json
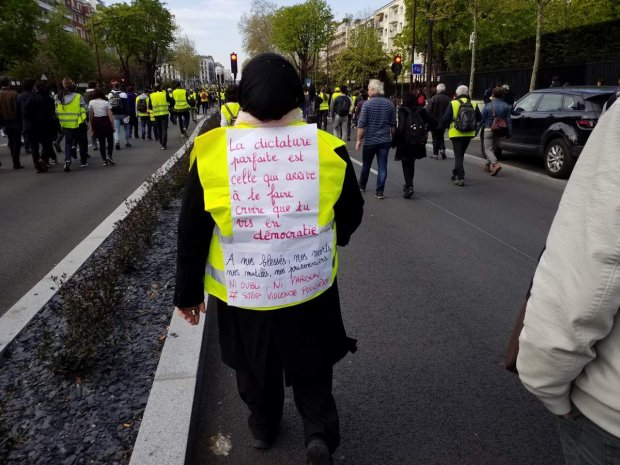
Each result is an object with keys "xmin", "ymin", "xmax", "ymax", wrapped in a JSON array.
[
  {"xmin": 403, "ymin": 107, "xmax": 427, "ymax": 146},
  {"xmin": 136, "ymin": 97, "xmax": 148, "ymax": 113},
  {"xmin": 109, "ymin": 91, "xmax": 124, "ymax": 115},
  {"xmin": 188, "ymin": 94, "xmax": 196, "ymax": 107},
  {"xmin": 336, "ymin": 96, "xmax": 351, "ymax": 117},
  {"xmin": 454, "ymin": 97, "xmax": 476, "ymax": 132}
]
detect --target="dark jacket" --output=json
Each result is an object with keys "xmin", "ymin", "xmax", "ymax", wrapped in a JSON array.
[
  {"xmin": 0, "ymin": 88, "xmax": 19, "ymax": 126},
  {"xmin": 426, "ymin": 92, "xmax": 450, "ymax": 126},
  {"xmin": 392, "ymin": 105, "xmax": 437, "ymax": 161},
  {"xmin": 481, "ymin": 98, "xmax": 513, "ymax": 136},
  {"xmin": 174, "ymin": 143, "xmax": 363, "ymax": 384}
]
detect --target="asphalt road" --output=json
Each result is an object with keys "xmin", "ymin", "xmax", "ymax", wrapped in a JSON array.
[
  {"xmin": 0, "ymin": 112, "xmax": 211, "ymax": 316},
  {"xmin": 190, "ymin": 134, "xmax": 568, "ymax": 465}
]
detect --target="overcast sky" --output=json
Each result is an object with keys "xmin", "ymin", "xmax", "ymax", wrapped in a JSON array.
[{"xmin": 106, "ymin": 0, "xmax": 381, "ymax": 68}]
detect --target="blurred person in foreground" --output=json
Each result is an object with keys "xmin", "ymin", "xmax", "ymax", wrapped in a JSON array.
[
  {"xmin": 174, "ymin": 53, "xmax": 364, "ymax": 465},
  {"xmin": 517, "ymin": 97, "xmax": 620, "ymax": 465}
]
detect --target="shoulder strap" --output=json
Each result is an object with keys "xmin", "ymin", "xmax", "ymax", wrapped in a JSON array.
[{"xmin": 223, "ymin": 103, "xmax": 234, "ymax": 120}]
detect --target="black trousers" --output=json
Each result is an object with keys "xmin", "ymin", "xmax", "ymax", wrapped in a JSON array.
[
  {"xmin": 451, "ymin": 137, "xmax": 471, "ymax": 180},
  {"xmin": 401, "ymin": 159, "xmax": 416, "ymax": 187},
  {"xmin": 97, "ymin": 133, "xmax": 113, "ymax": 161},
  {"xmin": 5, "ymin": 125, "xmax": 22, "ymax": 166},
  {"xmin": 317, "ymin": 110, "xmax": 328, "ymax": 131},
  {"xmin": 235, "ymin": 353, "xmax": 340, "ymax": 453},
  {"xmin": 154, "ymin": 116, "xmax": 168, "ymax": 148},
  {"xmin": 431, "ymin": 129, "xmax": 446, "ymax": 155}
]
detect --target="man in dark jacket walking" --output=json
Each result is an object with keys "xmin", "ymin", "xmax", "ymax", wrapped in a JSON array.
[
  {"xmin": 0, "ymin": 76, "xmax": 23, "ymax": 169},
  {"xmin": 16, "ymin": 79, "xmax": 50, "ymax": 172},
  {"xmin": 426, "ymin": 83, "xmax": 450, "ymax": 159}
]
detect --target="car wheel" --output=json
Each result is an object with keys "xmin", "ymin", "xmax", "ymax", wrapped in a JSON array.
[{"xmin": 544, "ymin": 138, "xmax": 575, "ymax": 179}]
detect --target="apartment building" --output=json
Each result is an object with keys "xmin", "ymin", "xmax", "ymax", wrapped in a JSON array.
[
  {"xmin": 199, "ymin": 56, "xmax": 216, "ymax": 85},
  {"xmin": 38, "ymin": 0, "xmax": 102, "ymax": 42}
]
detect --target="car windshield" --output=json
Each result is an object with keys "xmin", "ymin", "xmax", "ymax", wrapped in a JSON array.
[{"xmin": 515, "ymin": 93, "xmax": 541, "ymax": 112}]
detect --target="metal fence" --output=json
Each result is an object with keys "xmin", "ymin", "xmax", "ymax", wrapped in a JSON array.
[{"xmin": 438, "ymin": 61, "xmax": 620, "ymax": 101}]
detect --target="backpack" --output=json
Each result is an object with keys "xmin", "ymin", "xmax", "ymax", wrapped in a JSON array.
[
  {"xmin": 136, "ymin": 97, "xmax": 148, "ymax": 113},
  {"xmin": 336, "ymin": 96, "xmax": 351, "ymax": 117},
  {"xmin": 403, "ymin": 107, "xmax": 427, "ymax": 146},
  {"xmin": 490, "ymin": 102, "xmax": 508, "ymax": 136},
  {"xmin": 200, "ymin": 92, "xmax": 207, "ymax": 101},
  {"xmin": 188, "ymin": 94, "xmax": 196, "ymax": 107},
  {"xmin": 109, "ymin": 91, "xmax": 124, "ymax": 114},
  {"xmin": 223, "ymin": 103, "xmax": 238, "ymax": 125},
  {"xmin": 454, "ymin": 97, "xmax": 476, "ymax": 132}
]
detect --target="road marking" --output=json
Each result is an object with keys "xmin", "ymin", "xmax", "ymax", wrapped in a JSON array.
[{"xmin": 349, "ymin": 156, "xmax": 538, "ymax": 263}]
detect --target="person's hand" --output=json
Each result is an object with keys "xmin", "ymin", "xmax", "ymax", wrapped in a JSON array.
[
  {"xmin": 355, "ymin": 140, "xmax": 362, "ymax": 151},
  {"xmin": 176, "ymin": 301, "xmax": 206, "ymax": 326}
]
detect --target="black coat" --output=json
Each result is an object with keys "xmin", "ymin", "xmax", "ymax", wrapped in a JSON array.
[
  {"xmin": 392, "ymin": 106, "xmax": 437, "ymax": 161},
  {"xmin": 174, "ymin": 143, "xmax": 364, "ymax": 385}
]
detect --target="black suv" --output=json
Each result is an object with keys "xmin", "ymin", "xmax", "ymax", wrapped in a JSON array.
[{"xmin": 501, "ymin": 87, "xmax": 616, "ymax": 178}]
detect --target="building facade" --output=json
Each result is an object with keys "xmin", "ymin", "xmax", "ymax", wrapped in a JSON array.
[
  {"xmin": 38, "ymin": 0, "xmax": 102, "ymax": 42},
  {"xmin": 199, "ymin": 56, "xmax": 215, "ymax": 86}
]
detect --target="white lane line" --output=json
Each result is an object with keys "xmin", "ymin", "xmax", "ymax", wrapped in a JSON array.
[{"xmin": 349, "ymin": 156, "xmax": 538, "ymax": 263}]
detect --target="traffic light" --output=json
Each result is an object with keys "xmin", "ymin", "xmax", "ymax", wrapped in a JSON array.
[
  {"xmin": 230, "ymin": 52, "xmax": 238, "ymax": 75},
  {"xmin": 391, "ymin": 55, "xmax": 402, "ymax": 76}
]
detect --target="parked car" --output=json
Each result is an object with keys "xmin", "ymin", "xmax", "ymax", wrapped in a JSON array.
[{"xmin": 500, "ymin": 87, "xmax": 617, "ymax": 178}]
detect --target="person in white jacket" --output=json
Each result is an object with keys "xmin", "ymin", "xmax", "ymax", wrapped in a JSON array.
[{"xmin": 517, "ymin": 97, "xmax": 620, "ymax": 464}]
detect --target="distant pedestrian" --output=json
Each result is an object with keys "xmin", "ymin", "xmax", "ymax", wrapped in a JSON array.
[
  {"xmin": 148, "ymin": 84, "xmax": 170, "ymax": 150},
  {"xmin": 392, "ymin": 92, "xmax": 437, "ymax": 198},
  {"xmin": 56, "ymin": 78, "xmax": 89, "ymax": 172},
  {"xmin": 84, "ymin": 80, "xmax": 99, "ymax": 151},
  {"xmin": 16, "ymin": 78, "xmax": 51, "ymax": 172},
  {"xmin": 172, "ymin": 82, "xmax": 190, "ymax": 136},
  {"xmin": 88, "ymin": 87, "xmax": 116, "ymax": 166},
  {"xmin": 304, "ymin": 84, "xmax": 322, "ymax": 124},
  {"xmin": 188, "ymin": 89, "xmax": 198, "ymax": 123},
  {"xmin": 136, "ymin": 89, "xmax": 152, "ymax": 140},
  {"xmin": 440, "ymin": 85, "xmax": 482, "ymax": 186},
  {"xmin": 426, "ymin": 83, "xmax": 450, "ymax": 159},
  {"xmin": 34, "ymin": 81, "xmax": 58, "ymax": 166},
  {"xmin": 517, "ymin": 97, "xmax": 620, "ymax": 465},
  {"xmin": 331, "ymin": 85, "xmax": 351, "ymax": 141},
  {"xmin": 501, "ymin": 84, "xmax": 514, "ymax": 106},
  {"xmin": 550, "ymin": 76, "xmax": 562, "ymax": 88},
  {"xmin": 126, "ymin": 85, "xmax": 139, "ymax": 139},
  {"xmin": 0, "ymin": 76, "xmax": 23, "ymax": 169},
  {"xmin": 220, "ymin": 84, "xmax": 240, "ymax": 127},
  {"xmin": 317, "ymin": 86, "xmax": 330, "ymax": 130},
  {"xmin": 356, "ymin": 79, "xmax": 396, "ymax": 199},
  {"xmin": 480, "ymin": 86, "xmax": 512, "ymax": 176},
  {"xmin": 107, "ymin": 80, "xmax": 130, "ymax": 150}
]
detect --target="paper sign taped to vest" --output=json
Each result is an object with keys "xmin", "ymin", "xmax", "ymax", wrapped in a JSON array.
[{"xmin": 224, "ymin": 124, "xmax": 334, "ymax": 309}]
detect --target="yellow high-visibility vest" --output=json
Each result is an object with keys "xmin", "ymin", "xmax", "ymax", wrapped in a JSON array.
[
  {"xmin": 192, "ymin": 124, "xmax": 347, "ymax": 310},
  {"xmin": 448, "ymin": 97, "xmax": 478, "ymax": 138},
  {"xmin": 220, "ymin": 102, "xmax": 240, "ymax": 126},
  {"xmin": 173, "ymin": 89, "xmax": 189, "ymax": 111},
  {"xmin": 319, "ymin": 92, "xmax": 329, "ymax": 111},
  {"xmin": 149, "ymin": 91, "xmax": 169, "ymax": 117},
  {"xmin": 56, "ymin": 94, "xmax": 86, "ymax": 129}
]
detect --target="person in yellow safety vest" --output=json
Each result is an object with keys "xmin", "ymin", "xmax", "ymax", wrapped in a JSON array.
[
  {"xmin": 148, "ymin": 84, "xmax": 172, "ymax": 150},
  {"xmin": 199, "ymin": 88, "xmax": 208, "ymax": 114},
  {"xmin": 148, "ymin": 101, "xmax": 158, "ymax": 141},
  {"xmin": 329, "ymin": 86, "xmax": 342, "ymax": 118},
  {"xmin": 187, "ymin": 89, "xmax": 198, "ymax": 123},
  {"xmin": 220, "ymin": 84, "xmax": 240, "ymax": 127},
  {"xmin": 439, "ymin": 84, "xmax": 483, "ymax": 186},
  {"xmin": 55, "ymin": 78, "xmax": 89, "ymax": 172},
  {"xmin": 318, "ymin": 86, "xmax": 330, "ymax": 131},
  {"xmin": 172, "ymin": 81, "xmax": 191, "ymax": 137},
  {"xmin": 135, "ymin": 88, "xmax": 153, "ymax": 140},
  {"xmin": 346, "ymin": 91, "xmax": 357, "ymax": 141},
  {"xmin": 349, "ymin": 90, "xmax": 358, "ymax": 129},
  {"xmin": 174, "ymin": 52, "xmax": 363, "ymax": 464}
]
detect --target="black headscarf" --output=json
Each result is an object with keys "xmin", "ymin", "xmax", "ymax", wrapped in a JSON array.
[{"xmin": 238, "ymin": 53, "xmax": 304, "ymax": 121}]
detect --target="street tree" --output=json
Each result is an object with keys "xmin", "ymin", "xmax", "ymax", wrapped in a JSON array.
[
  {"xmin": 238, "ymin": 0, "xmax": 278, "ymax": 56},
  {"xmin": 271, "ymin": 0, "xmax": 335, "ymax": 81},
  {"xmin": 332, "ymin": 24, "xmax": 388, "ymax": 89},
  {"xmin": 132, "ymin": 0, "xmax": 176, "ymax": 86},
  {"xmin": 529, "ymin": 0, "xmax": 554, "ymax": 91},
  {"xmin": 0, "ymin": 0, "xmax": 40, "ymax": 71},
  {"xmin": 172, "ymin": 36, "xmax": 200, "ymax": 84}
]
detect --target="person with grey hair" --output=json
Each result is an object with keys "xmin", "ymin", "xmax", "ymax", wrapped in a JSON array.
[
  {"xmin": 356, "ymin": 79, "xmax": 396, "ymax": 199},
  {"xmin": 440, "ymin": 84, "xmax": 482, "ymax": 186},
  {"xmin": 426, "ymin": 83, "xmax": 451, "ymax": 159}
]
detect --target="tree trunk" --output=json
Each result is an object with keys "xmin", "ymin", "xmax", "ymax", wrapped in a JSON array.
[
  {"xmin": 468, "ymin": 10, "xmax": 476, "ymax": 97},
  {"xmin": 426, "ymin": 17, "xmax": 434, "ymax": 97},
  {"xmin": 530, "ymin": 0, "xmax": 543, "ymax": 91}
]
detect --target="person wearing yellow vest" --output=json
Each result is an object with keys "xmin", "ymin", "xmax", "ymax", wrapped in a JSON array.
[
  {"xmin": 220, "ymin": 84, "xmax": 240, "ymax": 127},
  {"xmin": 174, "ymin": 53, "xmax": 363, "ymax": 464},
  {"xmin": 318, "ymin": 86, "xmax": 330, "ymax": 131},
  {"xmin": 55, "ymin": 78, "xmax": 89, "ymax": 172},
  {"xmin": 440, "ymin": 84, "xmax": 482, "ymax": 186},
  {"xmin": 172, "ymin": 82, "xmax": 191, "ymax": 137},
  {"xmin": 187, "ymin": 89, "xmax": 198, "ymax": 123},
  {"xmin": 148, "ymin": 84, "xmax": 171, "ymax": 150},
  {"xmin": 135, "ymin": 89, "xmax": 152, "ymax": 140}
]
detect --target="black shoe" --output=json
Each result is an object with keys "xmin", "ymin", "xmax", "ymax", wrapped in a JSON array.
[
  {"xmin": 115, "ymin": 143, "xmax": 121, "ymax": 150},
  {"xmin": 106, "ymin": 156, "xmax": 116, "ymax": 165},
  {"xmin": 142, "ymin": 135, "xmax": 146, "ymax": 139},
  {"xmin": 306, "ymin": 438, "xmax": 333, "ymax": 465},
  {"xmin": 64, "ymin": 161, "xmax": 71, "ymax": 172},
  {"xmin": 450, "ymin": 171, "xmax": 457, "ymax": 181},
  {"xmin": 125, "ymin": 142, "xmax": 132, "ymax": 147},
  {"xmin": 440, "ymin": 150, "xmax": 447, "ymax": 159},
  {"xmin": 13, "ymin": 163, "xmax": 24, "ymax": 170},
  {"xmin": 375, "ymin": 191, "xmax": 384, "ymax": 199},
  {"xmin": 359, "ymin": 184, "xmax": 366, "ymax": 192},
  {"xmin": 403, "ymin": 187, "xmax": 414, "ymax": 199}
]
